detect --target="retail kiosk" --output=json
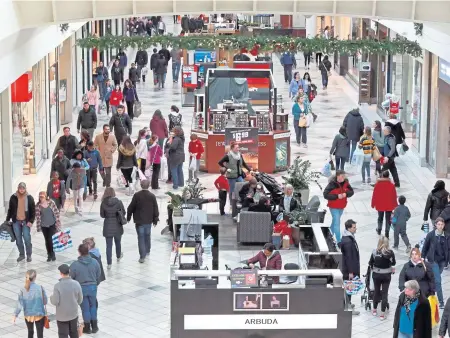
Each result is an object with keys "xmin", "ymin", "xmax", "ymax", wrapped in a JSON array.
[{"xmin": 191, "ymin": 68, "xmax": 290, "ymax": 174}]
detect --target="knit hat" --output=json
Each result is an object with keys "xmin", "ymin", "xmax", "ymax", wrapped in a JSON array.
[{"xmin": 17, "ymin": 182, "xmax": 26, "ymax": 190}]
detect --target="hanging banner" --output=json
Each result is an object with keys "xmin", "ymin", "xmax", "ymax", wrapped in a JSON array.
[
  {"xmin": 225, "ymin": 127, "xmax": 259, "ymax": 170},
  {"xmin": 182, "ymin": 65, "xmax": 198, "ymax": 88}
]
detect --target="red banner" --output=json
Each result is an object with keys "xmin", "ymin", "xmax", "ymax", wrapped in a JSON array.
[{"xmin": 11, "ymin": 72, "xmax": 32, "ymax": 103}]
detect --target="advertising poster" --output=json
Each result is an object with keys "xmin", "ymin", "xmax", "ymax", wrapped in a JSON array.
[
  {"xmin": 225, "ymin": 127, "xmax": 259, "ymax": 170},
  {"xmin": 275, "ymin": 139, "xmax": 288, "ymax": 170},
  {"xmin": 59, "ymin": 79, "xmax": 67, "ymax": 102},
  {"xmin": 182, "ymin": 65, "xmax": 198, "ymax": 88}
]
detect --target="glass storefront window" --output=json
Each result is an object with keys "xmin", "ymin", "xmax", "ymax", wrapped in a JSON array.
[
  {"xmin": 405, "ymin": 59, "xmax": 422, "ymax": 152},
  {"xmin": 428, "ymin": 55, "xmax": 439, "ymax": 169},
  {"xmin": 33, "ymin": 60, "xmax": 47, "ymax": 167},
  {"xmin": 348, "ymin": 18, "xmax": 362, "ymax": 80},
  {"xmin": 48, "ymin": 50, "xmax": 60, "ymax": 141}
]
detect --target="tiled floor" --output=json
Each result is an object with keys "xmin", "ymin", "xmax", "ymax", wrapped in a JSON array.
[{"xmin": 1, "ymin": 18, "xmax": 449, "ymax": 338}]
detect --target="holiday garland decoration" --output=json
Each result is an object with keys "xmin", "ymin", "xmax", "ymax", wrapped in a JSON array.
[{"xmin": 77, "ymin": 34, "xmax": 422, "ymax": 57}]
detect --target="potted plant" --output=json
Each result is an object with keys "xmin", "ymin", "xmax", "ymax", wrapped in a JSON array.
[
  {"xmin": 166, "ymin": 191, "xmax": 183, "ymax": 217},
  {"xmin": 282, "ymin": 157, "xmax": 320, "ymax": 205}
]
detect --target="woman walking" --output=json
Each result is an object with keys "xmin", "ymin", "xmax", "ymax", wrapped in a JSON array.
[
  {"xmin": 150, "ymin": 109, "xmax": 168, "ymax": 148},
  {"xmin": 372, "ymin": 120, "xmax": 385, "ymax": 176},
  {"xmin": 288, "ymin": 72, "xmax": 302, "ymax": 100},
  {"xmin": 168, "ymin": 105, "xmax": 182, "ymax": 131},
  {"xmin": 167, "ymin": 126, "xmax": 185, "ymax": 190},
  {"xmin": 86, "ymin": 85, "xmax": 99, "ymax": 113},
  {"xmin": 368, "ymin": 236, "xmax": 396, "ymax": 320},
  {"xmin": 35, "ymin": 192, "xmax": 61, "ymax": 262},
  {"xmin": 358, "ymin": 126, "xmax": 375, "ymax": 184},
  {"xmin": 147, "ymin": 135, "xmax": 163, "ymax": 189},
  {"xmin": 302, "ymin": 72, "xmax": 312, "ymax": 94},
  {"xmin": 135, "ymin": 129, "xmax": 148, "ymax": 174},
  {"xmin": 330, "ymin": 126, "xmax": 350, "ymax": 171},
  {"xmin": 292, "ymin": 95, "xmax": 310, "ymax": 147},
  {"xmin": 79, "ymin": 130, "xmax": 90, "ymax": 152},
  {"xmin": 123, "ymin": 80, "xmax": 139, "ymax": 120},
  {"xmin": 117, "ymin": 136, "xmax": 138, "ymax": 195},
  {"xmin": 371, "ymin": 171, "xmax": 398, "ymax": 238},
  {"xmin": 319, "ymin": 55, "xmax": 332, "ymax": 89},
  {"xmin": 109, "ymin": 84, "xmax": 123, "ymax": 115},
  {"xmin": 12, "ymin": 270, "xmax": 48, "ymax": 338},
  {"xmin": 423, "ymin": 180, "xmax": 448, "ymax": 225}
]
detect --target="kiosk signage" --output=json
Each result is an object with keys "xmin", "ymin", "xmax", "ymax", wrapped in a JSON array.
[
  {"xmin": 182, "ymin": 65, "xmax": 198, "ymax": 88},
  {"xmin": 230, "ymin": 269, "xmax": 258, "ymax": 288},
  {"xmin": 225, "ymin": 127, "xmax": 259, "ymax": 169}
]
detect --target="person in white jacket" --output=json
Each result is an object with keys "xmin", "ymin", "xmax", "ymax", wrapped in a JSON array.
[{"xmin": 135, "ymin": 129, "xmax": 149, "ymax": 174}]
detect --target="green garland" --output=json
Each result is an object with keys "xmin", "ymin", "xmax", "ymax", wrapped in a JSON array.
[{"xmin": 77, "ymin": 34, "xmax": 422, "ymax": 57}]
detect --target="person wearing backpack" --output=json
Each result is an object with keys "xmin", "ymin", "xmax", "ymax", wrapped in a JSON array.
[{"xmin": 424, "ymin": 180, "xmax": 448, "ymax": 226}]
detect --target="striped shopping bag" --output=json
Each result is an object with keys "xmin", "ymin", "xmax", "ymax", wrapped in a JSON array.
[{"xmin": 52, "ymin": 228, "xmax": 73, "ymax": 252}]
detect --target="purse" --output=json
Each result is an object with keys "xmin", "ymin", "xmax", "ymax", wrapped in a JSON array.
[
  {"xmin": 116, "ymin": 209, "xmax": 127, "ymax": 226},
  {"xmin": 372, "ymin": 146, "xmax": 382, "ymax": 161},
  {"xmin": 41, "ymin": 287, "xmax": 50, "ymax": 329},
  {"xmin": 298, "ymin": 116, "xmax": 307, "ymax": 127}
]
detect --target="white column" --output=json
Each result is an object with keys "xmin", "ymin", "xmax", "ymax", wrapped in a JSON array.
[
  {"xmin": 419, "ymin": 50, "xmax": 430, "ymax": 166},
  {"xmin": 1, "ymin": 87, "xmax": 12, "ymax": 206},
  {"xmin": 305, "ymin": 15, "xmax": 317, "ymax": 38}
]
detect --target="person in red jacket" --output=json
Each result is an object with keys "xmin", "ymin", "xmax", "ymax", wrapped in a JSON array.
[
  {"xmin": 188, "ymin": 133, "xmax": 204, "ymax": 182},
  {"xmin": 214, "ymin": 167, "xmax": 230, "ymax": 215},
  {"xmin": 323, "ymin": 170, "xmax": 355, "ymax": 243},
  {"xmin": 246, "ymin": 243, "xmax": 282, "ymax": 283},
  {"xmin": 109, "ymin": 85, "xmax": 123, "ymax": 115},
  {"xmin": 371, "ymin": 170, "xmax": 398, "ymax": 238}
]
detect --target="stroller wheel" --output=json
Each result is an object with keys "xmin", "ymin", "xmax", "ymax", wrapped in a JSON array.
[{"xmin": 361, "ymin": 295, "xmax": 366, "ymax": 304}]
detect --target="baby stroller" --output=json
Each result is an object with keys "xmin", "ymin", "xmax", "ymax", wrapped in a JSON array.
[
  {"xmin": 361, "ymin": 266, "xmax": 374, "ymax": 310},
  {"xmin": 254, "ymin": 172, "xmax": 283, "ymax": 206}
]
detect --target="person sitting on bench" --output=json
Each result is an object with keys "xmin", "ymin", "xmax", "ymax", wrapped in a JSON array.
[
  {"xmin": 239, "ymin": 178, "xmax": 258, "ymax": 208},
  {"xmin": 248, "ymin": 196, "xmax": 272, "ymax": 213},
  {"xmin": 279, "ymin": 184, "xmax": 300, "ymax": 214}
]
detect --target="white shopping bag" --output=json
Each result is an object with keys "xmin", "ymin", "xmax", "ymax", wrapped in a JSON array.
[
  {"xmin": 160, "ymin": 157, "xmax": 168, "ymax": 180},
  {"xmin": 52, "ymin": 228, "xmax": 73, "ymax": 252},
  {"xmin": 189, "ymin": 158, "xmax": 197, "ymax": 171}
]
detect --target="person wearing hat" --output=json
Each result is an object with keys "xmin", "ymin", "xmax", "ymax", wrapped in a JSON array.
[
  {"xmin": 6, "ymin": 182, "xmax": 35, "ymax": 262},
  {"xmin": 77, "ymin": 102, "xmax": 97, "ymax": 141},
  {"xmin": 50, "ymin": 264, "xmax": 83, "ymax": 338}
]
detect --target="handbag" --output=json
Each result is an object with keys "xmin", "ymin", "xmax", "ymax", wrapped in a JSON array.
[
  {"xmin": 298, "ymin": 116, "xmax": 307, "ymax": 127},
  {"xmin": 372, "ymin": 146, "xmax": 382, "ymax": 161},
  {"xmin": 134, "ymin": 101, "xmax": 142, "ymax": 118},
  {"xmin": 321, "ymin": 61, "xmax": 332, "ymax": 77},
  {"xmin": 116, "ymin": 209, "xmax": 127, "ymax": 226},
  {"xmin": 41, "ymin": 287, "xmax": 50, "ymax": 329}
]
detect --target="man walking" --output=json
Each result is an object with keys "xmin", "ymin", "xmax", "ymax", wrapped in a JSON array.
[
  {"xmin": 150, "ymin": 48, "xmax": 159, "ymax": 86},
  {"xmin": 340, "ymin": 219, "xmax": 360, "ymax": 316},
  {"xmin": 51, "ymin": 148, "xmax": 72, "ymax": 181},
  {"xmin": 95, "ymin": 61, "xmax": 109, "ymax": 102},
  {"xmin": 50, "ymin": 264, "xmax": 83, "ymax": 338},
  {"xmin": 111, "ymin": 59, "xmax": 122, "ymax": 86},
  {"xmin": 280, "ymin": 51, "xmax": 296, "ymax": 83},
  {"xmin": 53, "ymin": 127, "xmax": 78, "ymax": 159},
  {"xmin": 94, "ymin": 124, "xmax": 117, "ymax": 188},
  {"xmin": 84, "ymin": 141, "xmax": 103, "ymax": 199},
  {"xmin": 109, "ymin": 105, "xmax": 132, "ymax": 146},
  {"xmin": 170, "ymin": 47, "xmax": 182, "ymax": 83},
  {"xmin": 77, "ymin": 102, "xmax": 97, "ymax": 141},
  {"xmin": 382, "ymin": 126, "xmax": 400, "ymax": 188},
  {"xmin": 323, "ymin": 170, "xmax": 354, "ymax": 243},
  {"xmin": 135, "ymin": 49, "xmax": 148, "ymax": 82},
  {"xmin": 127, "ymin": 180, "xmax": 159, "ymax": 263}
]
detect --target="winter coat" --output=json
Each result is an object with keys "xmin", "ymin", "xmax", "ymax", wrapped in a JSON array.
[
  {"xmin": 239, "ymin": 183, "xmax": 256, "ymax": 202},
  {"xmin": 109, "ymin": 113, "xmax": 132, "ymax": 144},
  {"xmin": 278, "ymin": 195, "xmax": 299, "ymax": 213},
  {"xmin": 128, "ymin": 67, "xmax": 139, "ymax": 82},
  {"xmin": 289, "ymin": 79, "xmax": 301, "ymax": 98},
  {"xmin": 170, "ymin": 49, "xmax": 182, "ymax": 63},
  {"xmin": 393, "ymin": 293, "xmax": 432, "ymax": 338},
  {"xmin": 135, "ymin": 50, "xmax": 148, "ymax": 66},
  {"xmin": 84, "ymin": 149, "xmax": 103, "ymax": 170},
  {"xmin": 86, "ymin": 90, "xmax": 99, "ymax": 108},
  {"xmin": 89, "ymin": 248, "xmax": 106, "ymax": 284},
  {"xmin": 291, "ymin": 102, "xmax": 309, "ymax": 122},
  {"xmin": 398, "ymin": 260, "xmax": 435, "ymax": 297},
  {"xmin": 421, "ymin": 230, "xmax": 450, "ymax": 264},
  {"xmin": 319, "ymin": 58, "xmax": 332, "ymax": 75},
  {"xmin": 371, "ymin": 178, "xmax": 398, "ymax": 211},
  {"xmin": 181, "ymin": 16, "xmax": 190, "ymax": 31},
  {"xmin": 6, "ymin": 194, "xmax": 36, "ymax": 223},
  {"xmin": 218, "ymin": 153, "xmax": 251, "ymax": 179},
  {"xmin": 168, "ymin": 112, "xmax": 182, "ymax": 131},
  {"xmin": 368, "ymin": 249, "xmax": 396, "ymax": 271},
  {"xmin": 118, "ymin": 52, "xmax": 127, "ymax": 68},
  {"xmin": 111, "ymin": 65, "xmax": 122, "ymax": 83},
  {"xmin": 150, "ymin": 116, "xmax": 169, "ymax": 140},
  {"xmin": 168, "ymin": 135, "xmax": 185, "ymax": 167},
  {"xmin": 50, "ymin": 155, "xmax": 71, "ymax": 180},
  {"xmin": 66, "ymin": 168, "xmax": 87, "ymax": 191},
  {"xmin": 150, "ymin": 53, "xmax": 159, "ymax": 70},
  {"xmin": 69, "ymin": 255, "xmax": 101, "ymax": 286},
  {"xmin": 158, "ymin": 48, "xmax": 171, "ymax": 62},
  {"xmin": 248, "ymin": 251, "xmax": 282, "ymax": 283},
  {"xmin": 127, "ymin": 190, "xmax": 159, "ymax": 225},
  {"xmin": 53, "ymin": 135, "xmax": 79, "ymax": 159},
  {"xmin": 323, "ymin": 176, "xmax": 354, "ymax": 209},
  {"xmin": 147, "ymin": 143, "xmax": 163, "ymax": 165},
  {"xmin": 104, "ymin": 85, "xmax": 113, "ymax": 101},
  {"xmin": 372, "ymin": 127, "xmax": 385, "ymax": 149},
  {"xmin": 439, "ymin": 204, "xmax": 450, "ymax": 233},
  {"xmin": 439, "ymin": 298, "xmax": 450, "ymax": 336},
  {"xmin": 35, "ymin": 199, "xmax": 61, "ymax": 232},
  {"xmin": 385, "ymin": 119, "xmax": 406, "ymax": 145},
  {"xmin": 155, "ymin": 58, "xmax": 168, "ymax": 75},
  {"xmin": 94, "ymin": 133, "xmax": 117, "ymax": 168},
  {"xmin": 339, "ymin": 231, "xmax": 360, "ymax": 279},
  {"xmin": 424, "ymin": 188, "xmax": 448, "ymax": 221},
  {"xmin": 188, "ymin": 139, "xmax": 204, "ymax": 160},
  {"xmin": 116, "ymin": 145, "xmax": 138, "ymax": 170},
  {"xmin": 343, "ymin": 110, "xmax": 364, "ymax": 142},
  {"xmin": 123, "ymin": 86, "xmax": 138, "ymax": 102},
  {"xmin": 384, "ymin": 133, "xmax": 398, "ymax": 158},
  {"xmin": 330, "ymin": 133, "xmax": 350, "ymax": 159},
  {"xmin": 100, "ymin": 196, "xmax": 126, "ymax": 237},
  {"xmin": 95, "ymin": 66, "xmax": 109, "ymax": 82},
  {"xmin": 110, "ymin": 90, "xmax": 123, "ymax": 107},
  {"xmin": 136, "ymin": 138, "xmax": 148, "ymax": 160},
  {"xmin": 280, "ymin": 52, "xmax": 295, "ymax": 65},
  {"xmin": 77, "ymin": 108, "xmax": 97, "ymax": 130},
  {"xmin": 46, "ymin": 180, "xmax": 66, "ymax": 206}
]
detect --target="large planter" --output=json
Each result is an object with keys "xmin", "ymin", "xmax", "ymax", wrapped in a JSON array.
[{"xmin": 298, "ymin": 189, "xmax": 310, "ymax": 206}]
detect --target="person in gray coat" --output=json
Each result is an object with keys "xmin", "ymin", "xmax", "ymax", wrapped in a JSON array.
[
  {"xmin": 330, "ymin": 126, "xmax": 350, "ymax": 171},
  {"xmin": 100, "ymin": 187, "xmax": 125, "ymax": 268},
  {"xmin": 343, "ymin": 108, "xmax": 364, "ymax": 164},
  {"xmin": 168, "ymin": 126, "xmax": 185, "ymax": 189}
]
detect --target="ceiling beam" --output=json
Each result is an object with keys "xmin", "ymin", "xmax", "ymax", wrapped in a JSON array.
[
  {"xmin": 411, "ymin": 0, "xmax": 417, "ymax": 21},
  {"xmin": 173, "ymin": 0, "xmax": 177, "ymax": 16},
  {"xmin": 332, "ymin": 0, "xmax": 337, "ymax": 15},
  {"xmin": 253, "ymin": 0, "xmax": 257, "ymax": 13},
  {"xmin": 51, "ymin": 0, "xmax": 58, "ymax": 23},
  {"xmin": 212, "ymin": 0, "xmax": 216, "ymax": 12},
  {"xmin": 92, "ymin": 0, "xmax": 97, "ymax": 20},
  {"xmin": 371, "ymin": 0, "xmax": 377, "ymax": 17}
]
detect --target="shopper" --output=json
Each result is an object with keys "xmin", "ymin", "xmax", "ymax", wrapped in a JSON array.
[
  {"xmin": 385, "ymin": 113, "xmax": 406, "ymax": 146},
  {"xmin": 239, "ymin": 178, "xmax": 259, "ymax": 208},
  {"xmin": 303, "ymin": 51, "xmax": 312, "ymax": 69},
  {"xmin": 439, "ymin": 298, "xmax": 450, "ymax": 338},
  {"xmin": 358, "ymin": 126, "xmax": 375, "ymax": 183},
  {"xmin": 246, "ymin": 243, "xmax": 282, "ymax": 283},
  {"xmin": 12, "ymin": 269, "xmax": 48, "ymax": 338},
  {"xmin": 392, "ymin": 195, "xmax": 412, "ymax": 252},
  {"xmin": 47, "ymin": 171, "xmax": 66, "ymax": 211},
  {"xmin": 371, "ymin": 170, "xmax": 397, "ymax": 238},
  {"xmin": 167, "ymin": 126, "xmax": 185, "ymax": 190},
  {"xmin": 188, "ymin": 133, "xmax": 204, "ymax": 182},
  {"xmin": 6, "ymin": 182, "xmax": 36, "ymax": 262},
  {"xmin": 95, "ymin": 61, "xmax": 109, "ymax": 102},
  {"xmin": 127, "ymin": 179, "xmax": 159, "ymax": 263},
  {"xmin": 128, "ymin": 64, "xmax": 139, "ymax": 87},
  {"xmin": 135, "ymin": 49, "xmax": 148, "ymax": 82},
  {"xmin": 440, "ymin": 195, "xmax": 450, "ymax": 235},
  {"xmin": 109, "ymin": 105, "xmax": 132, "ymax": 146},
  {"xmin": 214, "ymin": 167, "xmax": 230, "ymax": 216},
  {"xmin": 117, "ymin": 136, "xmax": 138, "ymax": 195},
  {"xmin": 51, "ymin": 148, "xmax": 72, "ymax": 182},
  {"xmin": 111, "ymin": 59, "xmax": 123, "ymax": 86},
  {"xmin": 100, "ymin": 187, "xmax": 125, "ymax": 269},
  {"xmin": 288, "ymin": 72, "xmax": 302, "ymax": 99},
  {"xmin": 368, "ymin": 236, "xmax": 396, "ymax": 320},
  {"xmin": 78, "ymin": 130, "xmax": 90, "ymax": 152},
  {"xmin": 70, "ymin": 243, "xmax": 101, "ymax": 334},
  {"xmin": 123, "ymin": 80, "xmax": 139, "ymax": 120},
  {"xmin": 50, "ymin": 264, "xmax": 83, "ymax": 338},
  {"xmin": 399, "ymin": 247, "xmax": 435, "ymax": 298},
  {"xmin": 157, "ymin": 18, "xmax": 166, "ymax": 35},
  {"xmin": 170, "ymin": 47, "xmax": 182, "ymax": 83},
  {"xmin": 66, "ymin": 162, "xmax": 87, "ymax": 216},
  {"xmin": 35, "ymin": 191, "xmax": 61, "ymax": 262},
  {"xmin": 82, "ymin": 237, "xmax": 106, "ymax": 286},
  {"xmin": 323, "ymin": 171, "xmax": 354, "ymax": 243},
  {"xmin": 372, "ymin": 120, "xmax": 385, "ymax": 176},
  {"xmin": 280, "ymin": 51, "xmax": 295, "ymax": 83},
  {"xmin": 70, "ymin": 150, "xmax": 90, "ymax": 200},
  {"xmin": 339, "ymin": 219, "xmax": 360, "ymax": 315},
  {"xmin": 155, "ymin": 54, "xmax": 168, "ymax": 89},
  {"xmin": 53, "ymin": 127, "xmax": 78, "ymax": 159},
  {"xmin": 393, "ymin": 280, "xmax": 432, "ymax": 338},
  {"xmin": 218, "ymin": 142, "xmax": 252, "ymax": 204},
  {"xmin": 318, "ymin": 55, "xmax": 332, "ymax": 89},
  {"xmin": 77, "ymin": 102, "xmax": 97, "ymax": 141},
  {"xmin": 278, "ymin": 184, "xmax": 299, "ymax": 214},
  {"xmin": 84, "ymin": 141, "xmax": 103, "ymax": 200},
  {"xmin": 383, "ymin": 125, "xmax": 400, "ymax": 188},
  {"xmin": 150, "ymin": 109, "xmax": 168, "ymax": 148},
  {"xmin": 94, "ymin": 124, "xmax": 118, "ymax": 189},
  {"xmin": 168, "ymin": 105, "xmax": 182, "ymax": 131},
  {"xmin": 135, "ymin": 129, "xmax": 148, "ymax": 174},
  {"xmin": 292, "ymin": 94, "xmax": 310, "ymax": 147},
  {"xmin": 147, "ymin": 135, "xmax": 163, "ymax": 189},
  {"xmin": 424, "ymin": 180, "xmax": 448, "ymax": 225},
  {"xmin": 109, "ymin": 85, "xmax": 123, "ymax": 115},
  {"xmin": 343, "ymin": 108, "xmax": 364, "ymax": 164},
  {"xmin": 150, "ymin": 48, "xmax": 159, "ymax": 85},
  {"xmin": 118, "ymin": 50, "xmax": 127, "ymax": 82},
  {"xmin": 330, "ymin": 126, "xmax": 350, "ymax": 171},
  {"xmin": 104, "ymin": 79, "xmax": 113, "ymax": 116},
  {"xmin": 86, "ymin": 85, "xmax": 99, "ymax": 114}
]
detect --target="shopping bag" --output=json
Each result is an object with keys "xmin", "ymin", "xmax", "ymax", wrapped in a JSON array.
[
  {"xmin": 138, "ymin": 169, "xmax": 146, "ymax": 181},
  {"xmin": 134, "ymin": 101, "xmax": 142, "ymax": 118},
  {"xmin": 298, "ymin": 116, "xmax": 307, "ymax": 127},
  {"xmin": 344, "ymin": 277, "xmax": 364, "ymax": 295},
  {"xmin": 429, "ymin": 295, "xmax": 440, "ymax": 327},
  {"xmin": 189, "ymin": 158, "xmax": 197, "ymax": 171},
  {"xmin": 397, "ymin": 144, "xmax": 406, "ymax": 156},
  {"xmin": 52, "ymin": 228, "xmax": 73, "ymax": 252},
  {"xmin": 144, "ymin": 167, "xmax": 152, "ymax": 178},
  {"xmin": 116, "ymin": 175, "xmax": 126, "ymax": 188},
  {"xmin": 351, "ymin": 147, "xmax": 364, "ymax": 168},
  {"xmin": 372, "ymin": 146, "xmax": 382, "ymax": 161},
  {"xmin": 321, "ymin": 161, "xmax": 332, "ymax": 177},
  {"xmin": 0, "ymin": 221, "xmax": 15, "ymax": 242},
  {"xmin": 160, "ymin": 157, "xmax": 168, "ymax": 180}
]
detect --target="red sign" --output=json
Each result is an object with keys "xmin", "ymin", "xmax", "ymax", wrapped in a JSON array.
[
  {"xmin": 234, "ymin": 62, "xmax": 270, "ymax": 88},
  {"xmin": 11, "ymin": 72, "xmax": 32, "ymax": 103},
  {"xmin": 182, "ymin": 65, "xmax": 198, "ymax": 88}
]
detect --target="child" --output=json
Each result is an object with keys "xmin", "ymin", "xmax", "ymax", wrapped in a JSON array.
[
  {"xmin": 188, "ymin": 134, "xmax": 204, "ymax": 182},
  {"xmin": 358, "ymin": 126, "xmax": 375, "ymax": 184},
  {"xmin": 84, "ymin": 141, "xmax": 103, "ymax": 200},
  {"xmin": 70, "ymin": 150, "xmax": 90, "ymax": 200},
  {"xmin": 214, "ymin": 167, "xmax": 230, "ymax": 216},
  {"xmin": 47, "ymin": 171, "xmax": 66, "ymax": 211},
  {"xmin": 66, "ymin": 162, "xmax": 87, "ymax": 216},
  {"xmin": 392, "ymin": 195, "xmax": 412, "ymax": 253},
  {"xmin": 147, "ymin": 135, "xmax": 163, "ymax": 189}
]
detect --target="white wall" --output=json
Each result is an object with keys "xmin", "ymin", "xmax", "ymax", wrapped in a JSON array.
[{"xmin": 0, "ymin": 0, "xmax": 22, "ymax": 42}]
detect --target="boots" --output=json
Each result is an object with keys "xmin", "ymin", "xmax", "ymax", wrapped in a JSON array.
[
  {"xmin": 376, "ymin": 222, "xmax": 382, "ymax": 236},
  {"xmin": 91, "ymin": 320, "xmax": 99, "ymax": 333},
  {"xmin": 83, "ymin": 322, "xmax": 92, "ymax": 334}
]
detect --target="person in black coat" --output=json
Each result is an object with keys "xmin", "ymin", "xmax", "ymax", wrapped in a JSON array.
[
  {"xmin": 399, "ymin": 247, "xmax": 435, "ymax": 298},
  {"xmin": 109, "ymin": 105, "xmax": 132, "ymax": 146},
  {"xmin": 111, "ymin": 59, "xmax": 123, "ymax": 86},
  {"xmin": 424, "ymin": 180, "xmax": 448, "ymax": 224},
  {"xmin": 385, "ymin": 114, "xmax": 406, "ymax": 145},
  {"xmin": 135, "ymin": 49, "xmax": 148, "ymax": 82},
  {"xmin": 439, "ymin": 194, "xmax": 450, "ymax": 235},
  {"xmin": 278, "ymin": 184, "xmax": 299, "ymax": 214},
  {"xmin": 439, "ymin": 297, "xmax": 450, "ymax": 337},
  {"xmin": 53, "ymin": 127, "xmax": 79, "ymax": 159},
  {"xmin": 393, "ymin": 280, "xmax": 432, "ymax": 338},
  {"xmin": 248, "ymin": 196, "xmax": 272, "ymax": 213},
  {"xmin": 158, "ymin": 46, "xmax": 171, "ymax": 62},
  {"xmin": 128, "ymin": 64, "xmax": 139, "ymax": 87},
  {"xmin": 343, "ymin": 108, "xmax": 364, "ymax": 164},
  {"xmin": 155, "ymin": 54, "xmax": 168, "ymax": 89},
  {"xmin": 239, "ymin": 179, "xmax": 258, "ymax": 208},
  {"xmin": 145, "ymin": 20, "xmax": 153, "ymax": 36},
  {"xmin": 150, "ymin": 48, "xmax": 159, "ymax": 86}
]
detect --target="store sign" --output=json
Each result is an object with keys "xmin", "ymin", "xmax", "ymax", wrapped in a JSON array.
[
  {"xmin": 184, "ymin": 314, "xmax": 338, "ymax": 330},
  {"xmin": 225, "ymin": 127, "xmax": 259, "ymax": 170},
  {"xmin": 11, "ymin": 72, "xmax": 32, "ymax": 103},
  {"xmin": 439, "ymin": 59, "xmax": 450, "ymax": 85},
  {"xmin": 182, "ymin": 65, "xmax": 198, "ymax": 88}
]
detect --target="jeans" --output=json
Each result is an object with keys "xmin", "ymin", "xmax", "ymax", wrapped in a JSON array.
[
  {"xmin": 304, "ymin": 53, "xmax": 311, "ymax": 66},
  {"xmin": 349, "ymin": 141, "xmax": 358, "ymax": 164},
  {"xmin": 335, "ymin": 156, "xmax": 346, "ymax": 170},
  {"xmin": 153, "ymin": 70, "xmax": 158, "ymax": 85},
  {"xmin": 393, "ymin": 222, "xmax": 410, "ymax": 248},
  {"xmin": 329, "ymin": 208, "xmax": 344, "ymax": 242},
  {"xmin": 98, "ymin": 81, "xmax": 106, "ymax": 101},
  {"xmin": 80, "ymin": 285, "xmax": 97, "ymax": 322},
  {"xmin": 103, "ymin": 167, "xmax": 112, "ymax": 187},
  {"xmin": 228, "ymin": 177, "xmax": 243, "ymax": 204},
  {"xmin": 157, "ymin": 74, "xmax": 165, "ymax": 88},
  {"xmin": 57, "ymin": 317, "xmax": 79, "ymax": 338},
  {"xmin": 283, "ymin": 64, "xmax": 293, "ymax": 83},
  {"xmin": 383, "ymin": 158, "xmax": 400, "ymax": 186},
  {"xmin": 372, "ymin": 272, "xmax": 391, "ymax": 312},
  {"xmin": 136, "ymin": 224, "xmax": 152, "ymax": 259},
  {"xmin": 432, "ymin": 261, "xmax": 446, "ymax": 304},
  {"xmin": 41, "ymin": 225, "xmax": 56, "ymax": 256},
  {"xmin": 88, "ymin": 168, "xmax": 98, "ymax": 193},
  {"xmin": 13, "ymin": 221, "xmax": 32, "ymax": 257},
  {"xmin": 170, "ymin": 163, "xmax": 184, "ymax": 189},
  {"xmin": 321, "ymin": 72, "xmax": 328, "ymax": 88},
  {"xmin": 377, "ymin": 211, "xmax": 392, "ymax": 237},
  {"xmin": 172, "ymin": 62, "xmax": 181, "ymax": 82},
  {"xmin": 293, "ymin": 120, "xmax": 301, "ymax": 144},
  {"xmin": 398, "ymin": 333, "xmax": 413, "ymax": 338},
  {"xmin": 25, "ymin": 317, "xmax": 44, "ymax": 338},
  {"xmin": 361, "ymin": 161, "xmax": 371, "ymax": 181},
  {"xmin": 299, "ymin": 127, "xmax": 307, "ymax": 144},
  {"xmin": 105, "ymin": 236, "xmax": 122, "ymax": 265}
]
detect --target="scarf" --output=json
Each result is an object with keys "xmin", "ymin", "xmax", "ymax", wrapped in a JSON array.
[
  {"xmin": 403, "ymin": 291, "xmax": 420, "ymax": 315},
  {"xmin": 228, "ymin": 151, "xmax": 241, "ymax": 161}
]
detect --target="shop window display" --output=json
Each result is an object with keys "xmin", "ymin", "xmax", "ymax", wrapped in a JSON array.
[
  {"xmin": 33, "ymin": 60, "xmax": 47, "ymax": 167},
  {"xmin": 405, "ymin": 60, "xmax": 422, "ymax": 152},
  {"xmin": 48, "ymin": 50, "xmax": 60, "ymax": 141},
  {"xmin": 11, "ymin": 101, "xmax": 34, "ymax": 176}
]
